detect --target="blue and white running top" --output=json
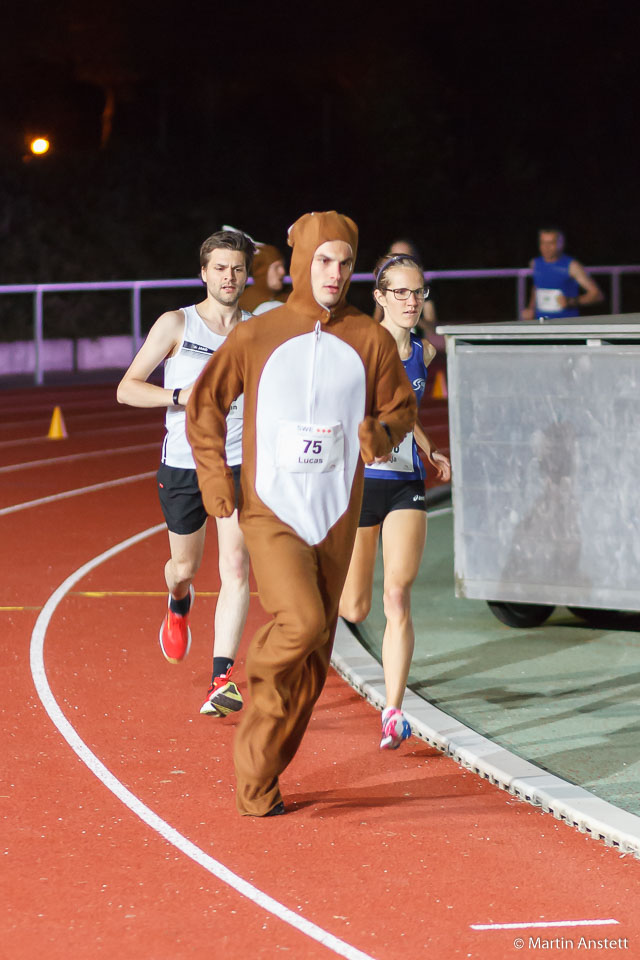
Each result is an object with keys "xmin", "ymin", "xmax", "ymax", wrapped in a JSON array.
[
  {"xmin": 364, "ymin": 333, "xmax": 427, "ymax": 482},
  {"xmin": 162, "ymin": 304, "xmax": 250, "ymax": 470}
]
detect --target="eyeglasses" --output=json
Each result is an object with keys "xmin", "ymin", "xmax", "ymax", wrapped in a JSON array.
[{"xmin": 381, "ymin": 286, "xmax": 430, "ymax": 301}]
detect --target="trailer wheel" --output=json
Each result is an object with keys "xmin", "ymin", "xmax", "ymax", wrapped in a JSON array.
[{"xmin": 487, "ymin": 601, "xmax": 555, "ymax": 628}]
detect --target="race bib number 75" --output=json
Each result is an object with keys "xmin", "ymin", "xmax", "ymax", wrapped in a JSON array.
[{"xmin": 276, "ymin": 420, "xmax": 344, "ymax": 474}]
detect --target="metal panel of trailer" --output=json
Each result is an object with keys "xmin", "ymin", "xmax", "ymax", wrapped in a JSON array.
[{"xmin": 436, "ymin": 316, "xmax": 640, "ymax": 612}]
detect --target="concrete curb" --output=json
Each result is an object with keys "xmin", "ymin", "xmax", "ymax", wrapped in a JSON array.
[{"xmin": 331, "ymin": 618, "xmax": 640, "ymax": 858}]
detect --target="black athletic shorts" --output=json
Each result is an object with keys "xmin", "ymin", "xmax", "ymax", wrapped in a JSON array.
[
  {"xmin": 157, "ymin": 463, "xmax": 241, "ymax": 535},
  {"xmin": 358, "ymin": 476, "xmax": 427, "ymax": 528}
]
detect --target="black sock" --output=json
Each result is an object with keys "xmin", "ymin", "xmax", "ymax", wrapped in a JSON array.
[
  {"xmin": 169, "ymin": 591, "xmax": 191, "ymax": 616},
  {"xmin": 212, "ymin": 656, "xmax": 234, "ymax": 682}
]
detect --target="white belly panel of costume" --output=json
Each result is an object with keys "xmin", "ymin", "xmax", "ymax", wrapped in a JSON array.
[{"xmin": 255, "ymin": 329, "xmax": 367, "ymax": 545}]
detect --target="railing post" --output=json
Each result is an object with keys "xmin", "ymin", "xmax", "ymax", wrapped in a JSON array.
[
  {"xmin": 34, "ymin": 287, "xmax": 44, "ymax": 386},
  {"xmin": 131, "ymin": 283, "xmax": 142, "ymax": 356},
  {"xmin": 611, "ymin": 270, "xmax": 621, "ymax": 315},
  {"xmin": 517, "ymin": 271, "xmax": 527, "ymax": 319}
]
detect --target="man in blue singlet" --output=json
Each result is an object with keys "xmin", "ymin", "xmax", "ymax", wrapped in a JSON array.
[{"xmin": 521, "ymin": 228, "xmax": 603, "ymax": 321}]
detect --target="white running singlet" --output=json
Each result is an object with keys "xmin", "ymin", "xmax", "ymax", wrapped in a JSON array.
[{"xmin": 162, "ymin": 304, "xmax": 250, "ymax": 469}]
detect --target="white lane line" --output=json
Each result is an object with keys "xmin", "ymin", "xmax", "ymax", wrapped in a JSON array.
[
  {"xmin": 0, "ymin": 472, "xmax": 155, "ymax": 516},
  {"xmin": 0, "ymin": 421, "xmax": 159, "ymax": 449},
  {"xmin": 471, "ymin": 919, "xmax": 619, "ymax": 931},
  {"xmin": 30, "ymin": 525, "xmax": 378, "ymax": 960},
  {"xmin": 0, "ymin": 408, "xmax": 141, "ymax": 429},
  {"xmin": 2, "ymin": 398, "xmax": 124, "ymax": 416},
  {"xmin": 0, "ymin": 443, "xmax": 157, "ymax": 474}
]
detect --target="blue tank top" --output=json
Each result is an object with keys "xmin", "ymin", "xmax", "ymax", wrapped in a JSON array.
[
  {"xmin": 533, "ymin": 254, "xmax": 580, "ymax": 319},
  {"xmin": 364, "ymin": 333, "xmax": 427, "ymax": 482}
]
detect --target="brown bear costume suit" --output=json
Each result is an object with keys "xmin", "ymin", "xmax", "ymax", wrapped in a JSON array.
[{"xmin": 187, "ymin": 211, "xmax": 416, "ymax": 816}]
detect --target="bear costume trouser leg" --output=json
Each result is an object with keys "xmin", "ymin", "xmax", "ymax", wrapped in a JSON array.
[{"xmin": 235, "ymin": 509, "xmax": 359, "ymax": 816}]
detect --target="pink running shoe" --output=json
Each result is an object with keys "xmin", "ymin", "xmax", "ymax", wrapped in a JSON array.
[
  {"xmin": 380, "ymin": 707, "xmax": 411, "ymax": 750},
  {"xmin": 159, "ymin": 586, "xmax": 194, "ymax": 663}
]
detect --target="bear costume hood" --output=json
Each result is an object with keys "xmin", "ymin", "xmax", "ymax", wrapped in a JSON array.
[
  {"xmin": 239, "ymin": 243, "xmax": 288, "ymax": 312},
  {"xmin": 286, "ymin": 211, "xmax": 358, "ymax": 321}
]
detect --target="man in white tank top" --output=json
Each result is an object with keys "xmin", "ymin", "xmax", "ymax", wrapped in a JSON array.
[{"xmin": 117, "ymin": 229, "xmax": 255, "ymax": 717}]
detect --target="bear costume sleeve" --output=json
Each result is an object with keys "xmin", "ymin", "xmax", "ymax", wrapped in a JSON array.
[{"xmin": 186, "ymin": 324, "xmax": 247, "ymax": 518}]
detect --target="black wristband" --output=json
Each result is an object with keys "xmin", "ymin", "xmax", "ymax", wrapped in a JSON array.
[{"xmin": 172, "ymin": 387, "xmax": 181, "ymax": 406}]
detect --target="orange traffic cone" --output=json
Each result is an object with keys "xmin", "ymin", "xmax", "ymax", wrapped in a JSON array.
[
  {"xmin": 47, "ymin": 405, "xmax": 67, "ymax": 439},
  {"xmin": 431, "ymin": 370, "xmax": 448, "ymax": 399}
]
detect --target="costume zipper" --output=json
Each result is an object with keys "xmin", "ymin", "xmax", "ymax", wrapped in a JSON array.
[
  {"xmin": 303, "ymin": 320, "xmax": 323, "ymax": 504},
  {"xmin": 308, "ymin": 319, "xmax": 322, "ymax": 421}
]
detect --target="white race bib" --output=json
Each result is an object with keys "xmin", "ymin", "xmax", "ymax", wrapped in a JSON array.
[
  {"xmin": 367, "ymin": 431, "xmax": 414, "ymax": 473},
  {"xmin": 228, "ymin": 394, "xmax": 244, "ymax": 419},
  {"xmin": 276, "ymin": 421, "xmax": 344, "ymax": 474},
  {"xmin": 536, "ymin": 288, "xmax": 563, "ymax": 313}
]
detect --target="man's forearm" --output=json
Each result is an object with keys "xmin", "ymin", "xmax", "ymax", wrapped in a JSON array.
[
  {"xmin": 580, "ymin": 285, "xmax": 604, "ymax": 305},
  {"xmin": 117, "ymin": 378, "xmax": 182, "ymax": 409},
  {"xmin": 566, "ymin": 287, "xmax": 603, "ymax": 308}
]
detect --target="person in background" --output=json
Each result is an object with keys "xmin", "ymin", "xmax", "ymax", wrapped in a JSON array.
[
  {"xmin": 117, "ymin": 229, "xmax": 254, "ymax": 718},
  {"xmin": 339, "ymin": 252, "xmax": 450, "ymax": 751},
  {"xmin": 239, "ymin": 242, "xmax": 289, "ymax": 313},
  {"xmin": 372, "ymin": 238, "xmax": 444, "ymax": 351},
  {"xmin": 521, "ymin": 228, "xmax": 603, "ymax": 321}
]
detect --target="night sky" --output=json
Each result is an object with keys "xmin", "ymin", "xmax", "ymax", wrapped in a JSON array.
[{"xmin": 2, "ymin": 0, "xmax": 639, "ymax": 297}]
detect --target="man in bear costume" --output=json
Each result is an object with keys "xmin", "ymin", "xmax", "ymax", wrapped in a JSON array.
[{"xmin": 187, "ymin": 211, "xmax": 416, "ymax": 816}]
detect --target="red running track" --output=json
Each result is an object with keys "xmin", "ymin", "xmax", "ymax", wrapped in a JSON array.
[{"xmin": 2, "ymin": 383, "xmax": 639, "ymax": 960}]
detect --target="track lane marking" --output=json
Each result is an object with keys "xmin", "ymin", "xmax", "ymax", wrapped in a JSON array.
[
  {"xmin": 30, "ymin": 523, "xmax": 378, "ymax": 960},
  {"xmin": 0, "ymin": 606, "xmax": 42, "ymax": 611},
  {"xmin": 0, "ymin": 408, "xmax": 151, "ymax": 429},
  {"xmin": 2, "ymin": 395, "xmax": 135, "ymax": 414},
  {"xmin": 70, "ymin": 590, "xmax": 261, "ymax": 597},
  {"xmin": 471, "ymin": 919, "xmax": 619, "ymax": 931},
  {"xmin": 2, "ymin": 400, "xmax": 127, "ymax": 417},
  {"xmin": 0, "ymin": 471, "xmax": 155, "ymax": 516},
  {"xmin": 0, "ymin": 421, "xmax": 159, "ymax": 449},
  {"xmin": 0, "ymin": 442, "xmax": 158, "ymax": 473}
]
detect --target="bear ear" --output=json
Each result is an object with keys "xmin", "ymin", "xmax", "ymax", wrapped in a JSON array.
[
  {"xmin": 344, "ymin": 214, "xmax": 358, "ymax": 240},
  {"xmin": 287, "ymin": 212, "xmax": 316, "ymax": 249}
]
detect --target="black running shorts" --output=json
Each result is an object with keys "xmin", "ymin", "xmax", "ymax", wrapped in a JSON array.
[
  {"xmin": 358, "ymin": 476, "xmax": 427, "ymax": 528},
  {"xmin": 157, "ymin": 463, "xmax": 241, "ymax": 535}
]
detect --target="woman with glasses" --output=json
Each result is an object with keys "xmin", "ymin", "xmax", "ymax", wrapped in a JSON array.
[
  {"xmin": 339, "ymin": 253, "xmax": 451, "ymax": 750},
  {"xmin": 373, "ymin": 239, "xmax": 443, "ymax": 351}
]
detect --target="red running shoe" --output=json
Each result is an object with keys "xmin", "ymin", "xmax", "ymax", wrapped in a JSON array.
[{"xmin": 159, "ymin": 586, "xmax": 194, "ymax": 663}]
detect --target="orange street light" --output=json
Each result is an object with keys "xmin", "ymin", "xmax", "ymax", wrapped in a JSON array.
[{"xmin": 30, "ymin": 137, "xmax": 50, "ymax": 156}]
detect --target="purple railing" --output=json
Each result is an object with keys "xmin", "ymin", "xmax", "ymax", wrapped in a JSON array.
[{"xmin": 2, "ymin": 266, "xmax": 640, "ymax": 384}]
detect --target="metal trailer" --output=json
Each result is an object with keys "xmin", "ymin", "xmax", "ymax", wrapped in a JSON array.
[{"xmin": 436, "ymin": 315, "xmax": 640, "ymax": 627}]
